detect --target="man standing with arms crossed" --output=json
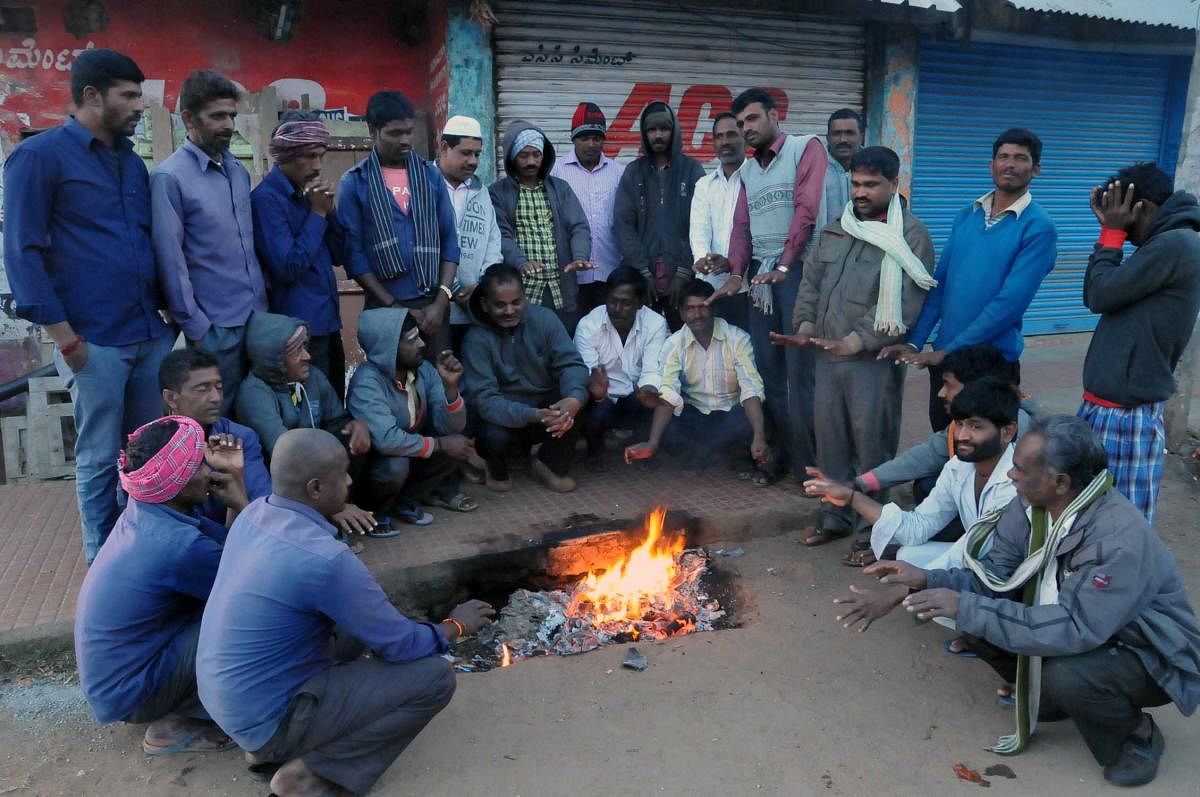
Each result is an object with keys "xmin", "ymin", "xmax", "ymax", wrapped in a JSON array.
[{"xmin": 5, "ymin": 49, "xmax": 173, "ymax": 563}]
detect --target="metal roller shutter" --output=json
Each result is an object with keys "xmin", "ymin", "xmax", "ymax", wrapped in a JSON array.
[
  {"xmin": 912, "ymin": 40, "xmax": 1183, "ymax": 335},
  {"xmin": 493, "ymin": 0, "xmax": 865, "ymax": 169}
]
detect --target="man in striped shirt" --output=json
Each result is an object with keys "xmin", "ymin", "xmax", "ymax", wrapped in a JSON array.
[{"xmin": 625, "ymin": 280, "xmax": 768, "ymax": 472}]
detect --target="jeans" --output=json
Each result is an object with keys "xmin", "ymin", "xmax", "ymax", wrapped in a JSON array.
[
  {"xmin": 307, "ymin": 331, "xmax": 346, "ymax": 403},
  {"xmin": 55, "ymin": 334, "xmax": 173, "ymax": 563},
  {"xmin": 663, "ymin": 404, "xmax": 753, "ymax": 463},
  {"xmin": 196, "ymin": 324, "xmax": 249, "ymax": 417}
]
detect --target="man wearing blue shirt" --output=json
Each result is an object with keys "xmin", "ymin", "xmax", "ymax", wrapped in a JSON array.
[
  {"xmin": 152, "ymin": 69, "xmax": 268, "ymax": 414},
  {"xmin": 2, "ymin": 49, "xmax": 174, "ymax": 563},
  {"xmin": 251, "ymin": 111, "xmax": 346, "ymax": 398},
  {"xmin": 75, "ymin": 416, "xmax": 242, "ymax": 755},
  {"xmin": 198, "ymin": 429, "xmax": 494, "ymax": 797},
  {"xmin": 882, "ymin": 128, "xmax": 1057, "ymax": 431},
  {"xmin": 337, "ymin": 91, "xmax": 461, "ymax": 359}
]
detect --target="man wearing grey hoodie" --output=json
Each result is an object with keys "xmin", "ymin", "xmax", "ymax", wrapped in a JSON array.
[
  {"xmin": 348, "ymin": 307, "xmax": 476, "ymax": 525},
  {"xmin": 490, "ymin": 120, "xmax": 593, "ymax": 333}
]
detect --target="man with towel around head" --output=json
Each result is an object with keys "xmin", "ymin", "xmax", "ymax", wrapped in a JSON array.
[{"xmin": 74, "ymin": 416, "xmax": 244, "ymax": 755}]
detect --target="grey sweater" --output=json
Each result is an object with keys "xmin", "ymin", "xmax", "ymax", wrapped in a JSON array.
[
  {"xmin": 462, "ymin": 303, "xmax": 589, "ymax": 428},
  {"xmin": 1082, "ymin": 191, "xmax": 1200, "ymax": 406},
  {"xmin": 928, "ymin": 490, "xmax": 1200, "ymax": 715}
]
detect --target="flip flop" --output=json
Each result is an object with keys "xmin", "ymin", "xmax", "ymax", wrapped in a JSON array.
[
  {"xmin": 362, "ymin": 518, "xmax": 401, "ymax": 539},
  {"xmin": 392, "ymin": 506, "xmax": 434, "ymax": 526},
  {"xmin": 427, "ymin": 492, "xmax": 479, "ymax": 512},
  {"xmin": 142, "ymin": 730, "xmax": 236, "ymax": 756},
  {"xmin": 944, "ymin": 638, "xmax": 978, "ymax": 658}
]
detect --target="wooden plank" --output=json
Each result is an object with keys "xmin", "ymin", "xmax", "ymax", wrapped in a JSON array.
[{"xmin": 150, "ymin": 105, "xmax": 173, "ymax": 164}]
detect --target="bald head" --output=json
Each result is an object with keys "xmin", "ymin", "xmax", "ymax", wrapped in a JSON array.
[{"xmin": 271, "ymin": 429, "xmax": 349, "ymax": 508}]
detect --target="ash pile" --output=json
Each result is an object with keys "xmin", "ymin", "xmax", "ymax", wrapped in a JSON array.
[{"xmin": 456, "ymin": 549, "xmax": 725, "ymax": 671}]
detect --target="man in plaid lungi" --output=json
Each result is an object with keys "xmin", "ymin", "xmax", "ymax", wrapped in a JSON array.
[{"xmin": 1078, "ymin": 163, "xmax": 1200, "ymax": 523}]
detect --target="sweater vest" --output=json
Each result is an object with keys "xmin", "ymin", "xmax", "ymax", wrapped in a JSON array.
[{"xmin": 740, "ymin": 134, "xmax": 829, "ymax": 263}]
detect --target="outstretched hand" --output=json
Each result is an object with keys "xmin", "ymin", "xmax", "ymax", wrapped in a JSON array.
[
  {"xmin": 903, "ymin": 588, "xmax": 960, "ymax": 621},
  {"xmin": 862, "ymin": 560, "xmax": 928, "ymax": 591},
  {"xmin": 833, "ymin": 583, "xmax": 907, "ymax": 632}
]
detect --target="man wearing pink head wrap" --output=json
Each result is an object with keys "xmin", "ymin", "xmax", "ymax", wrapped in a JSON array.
[{"xmin": 73, "ymin": 417, "xmax": 246, "ymax": 755}]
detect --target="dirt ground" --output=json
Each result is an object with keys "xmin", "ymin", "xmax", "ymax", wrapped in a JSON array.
[{"xmin": 1, "ymin": 457, "xmax": 1197, "ymax": 797}]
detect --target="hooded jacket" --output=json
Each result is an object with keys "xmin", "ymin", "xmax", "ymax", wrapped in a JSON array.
[
  {"xmin": 347, "ymin": 307, "xmax": 466, "ymax": 458},
  {"xmin": 489, "ymin": 121, "xmax": 592, "ymax": 313},
  {"xmin": 234, "ymin": 312, "xmax": 351, "ymax": 456},
  {"xmin": 613, "ymin": 102, "xmax": 706, "ymax": 279},
  {"xmin": 446, "ymin": 173, "xmax": 503, "ymax": 325},
  {"xmin": 462, "ymin": 295, "xmax": 588, "ymax": 428},
  {"xmin": 1082, "ymin": 190, "xmax": 1200, "ymax": 406}
]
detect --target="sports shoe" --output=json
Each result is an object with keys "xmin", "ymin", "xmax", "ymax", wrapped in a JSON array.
[{"xmin": 1104, "ymin": 714, "xmax": 1165, "ymax": 787}]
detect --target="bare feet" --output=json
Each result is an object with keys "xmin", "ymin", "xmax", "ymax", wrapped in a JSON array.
[
  {"xmin": 142, "ymin": 714, "xmax": 234, "ymax": 755},
  {"xmin": 269, "ymin": 757, "xmax": 340, "ymax": 796}
]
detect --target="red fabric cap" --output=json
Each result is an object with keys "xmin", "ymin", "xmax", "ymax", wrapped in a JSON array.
[{"xmin": 571, "ymin": 102, "xmax": 607, "ymax": 139}]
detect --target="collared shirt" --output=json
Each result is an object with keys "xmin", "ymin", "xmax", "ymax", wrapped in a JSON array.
[
  {"xmin": 337, "ymin": 157, "xmax": 460, "ymax": 305},
  {"xmin": 657, "ymin": 318, "xmax": 764, "ymax": 415},
  {"xmin": 151, "ymin": 139, "xmax": 267, "ymax": 341},
  {"xmin": 250, "ymin": 167, "xmax": 342, "ymax": 336},
  {"xmin": 198, "ymin": 494, "xmax": 448, "ymax": 751},
  {"xmin": 444, "ymin": 177, "xmax": 470, "ymax": 221},
  {"xmin": 75, "ymin": 500, "xmax": 227, "ymax": 723},
  {"xmin": 574, "ymin": 305, "xmax": 669, "ymax": 398},
  {"xmin": 975, "ymin": 190, "xmax": 1034, "ymax": 229},
  {"xmin": 515, "ymin": 183, "xmax": 563, "ymax": 309},
  {"xmin": 2, "ymin": 118, "xmax": 168, "ymax": 346},
  {"xmin": 870, "ymin": 444, "xmax": 1018, "ymax": 569},
  {"xmin": 728, "ymin": 134, "xmax": 829, "ymax": 274},
  {"xmin": 550, "ymin": 151, "xmax": 624, "ymax": 284},
  {"xmin": 689, "ymin": 165, "xmax": 747, "ymax": 293}
]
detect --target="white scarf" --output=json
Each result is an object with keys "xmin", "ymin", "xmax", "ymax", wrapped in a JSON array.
[{"xmin": 838, "ymin": 194, "xmax": 936, "ymax": 336}]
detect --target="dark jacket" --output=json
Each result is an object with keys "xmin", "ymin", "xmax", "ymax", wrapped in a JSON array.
[
  {"xmin": 462, "ymin": 297, "xmax": 588, "ymax": 428},
  {"xmin": 613, "ymin": 102, "xmax": 706, "ymax": 280},
  {"xmin": 928, "ymin": 490, "xmax": 1200, "ymax": 715},
  {"xmin": 234, "ymin": 311, "xmax": 351, "ymax": 456},
  {"xmin": 1082, "ymin": 191, "xmax": 1200, "ymax": 406},
  {"xmin": 347, "ymin": 307, "xmax": 466, "ymax": 457},
  {"xmin": 489, "ymin": 120, "xmax": 591, "ymax": 313}
]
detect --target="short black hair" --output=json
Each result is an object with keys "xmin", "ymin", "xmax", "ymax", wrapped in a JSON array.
[
  {"xmin": 1105, "ymin": 163, "xmax": 1173, "ymax": 207},
  {"xmin": 676, "ymin": 278, "xmax": 716, "ymax": 309},
  {"xmin": 479, "ymin": 263, "xmax": 524, "ymax": 297},
  {"xmin": 828, "ymin": 108, "xmax": 865, "ymax": 136},
  {"xmin": 940, "ymin": 344, "xmax": 1017, "ymax": 387},
  {"xmin": 712, "ymin": 112, "xmax": 738, "ymax": 133},
  {"xmin": 731, "ymin": 88, "xmax": 775, "ymax": 115},
  {"xmin": 441, "ymin": 133, "xmax": 482, "ymax": 149},
  {"xmin": 159, "ymin": 348, "xmax": 221, "ymax": 392},
  {"xmin": 950, "ymin": 377, "xmax": 1019, "ymax": 429},
  {"xmin": 607, "ymin": 265, "xmax": 646, "ymax": 302},
  {"xmin": 124, "ymin": 418, "xmax": 181, "ymax": 472},
  {"xmin": 993, "ymin": 127, "xmax": 1043, "ymax": 165},
  {"xmin": 180, "ymin": 70, "xmax": 240, "ymax": 117},
  {"xmin": 365, "ymin": 91, "xmax": 415, "ymax": 130},
  {"xmin": 70, "ymin": 48, "xmax": 144, "ymax": 106},
  {"xmin": 850, "ymin": 146, "xmax": 900, "ymax": 182}
]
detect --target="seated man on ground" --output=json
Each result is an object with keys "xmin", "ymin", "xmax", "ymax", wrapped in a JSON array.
[
  {"xmin": 573, "ymin": 266, "xmax": 669, "ymax": 470},
  {"xmin": 348, "ymin": 307, "xmax": 477, "ymax": 526},
  {"xmin": 198, "ymin": 429, "xmax": 495, "ymax": 797},
  {"xmin": 624, "ymin": 279, "xmax": 769, "ymax": 474},
  {"xmin": 75, "ymin": 416, "xmax": 242, "ymax": 756},
  {"xmin": 160, "ymin": 348, "xmax": 270, "ymax": 526},
  {"xmin": 835, "ymin": 416, "xmax": 1200, "ymax": 788},
  {"xmin": 806, "ymin": 377, "xmax": 1018, "ymax": 577},
  {"xmin": 463, "ymin": 263, "xmax": 589, "ymax": 493}
]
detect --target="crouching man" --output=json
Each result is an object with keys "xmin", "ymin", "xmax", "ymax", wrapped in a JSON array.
[
  {"xmin": 349, "ymin": 307, "xmax": 478, "ymax": 526},
  {"xmin": 75, "ymin": 416, "xmax": 245, "ymax": 755},
  {"xmin": 198, "ymin": 428, "xmax": 494, "ymax": 797},
  {"xmin": 836, "ymin": 415, "xmax": 1200, "ymax": 787}
]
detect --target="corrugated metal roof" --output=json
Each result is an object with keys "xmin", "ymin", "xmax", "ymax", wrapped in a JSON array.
[
  {"xmin": 1007, "ymin": 0, "xmax": 1200, "ymax": 29},
  {"xmin": 877, "ymin": 0, "xmax": 962, "ymax": 10}
]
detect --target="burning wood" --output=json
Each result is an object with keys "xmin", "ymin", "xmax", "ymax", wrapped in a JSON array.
[{"xmin": 462, "ymin": 509, "xmax": 726, "ymax": 671}]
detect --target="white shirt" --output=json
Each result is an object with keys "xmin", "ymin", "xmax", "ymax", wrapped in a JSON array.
[
  {"xmin": 574, "ymin": 305, "xmax": 669, "ymax": 399},
  {"xmin": 444, "ymin": 177, "xmax": 470, "ymax": 221},
  {"xmin": 871, "ymin": 443, "xmax": 1018, "ymax": 570},
  {"xmin": 688, "ymin": 165, "xmax": 747, "ymax": 293}
]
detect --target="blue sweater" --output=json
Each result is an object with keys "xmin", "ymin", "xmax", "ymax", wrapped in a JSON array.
[{"xmin": 908, "ymin": 201, "xmax": 1057, "ymax": 362}]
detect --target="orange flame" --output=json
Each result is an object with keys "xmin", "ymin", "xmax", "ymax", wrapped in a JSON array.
[
  {"xmin": 498, "ymin": 643, "xmax": 512, "ymax": 667},
  {"xmin": 569, "ymin": 508, "xmax": 684, "ymax": 624}
]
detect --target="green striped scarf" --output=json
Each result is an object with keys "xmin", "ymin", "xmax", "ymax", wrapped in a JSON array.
[{"xmin": 960, "ymin": 469, "xmax": 1114, "ymax": 755}]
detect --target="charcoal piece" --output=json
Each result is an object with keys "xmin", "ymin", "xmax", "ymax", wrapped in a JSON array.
[{"xmin": 623, "ymin": 647, "xmax": 648, "ymax": 671}]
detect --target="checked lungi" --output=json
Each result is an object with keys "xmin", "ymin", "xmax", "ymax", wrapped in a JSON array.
[{"xmin": 1077, "ymin": 398, "xmax": 1165, "ymax": 524}]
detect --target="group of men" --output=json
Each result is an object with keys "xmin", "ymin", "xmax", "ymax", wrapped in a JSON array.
[{"xmin": 5, "ymin": 45, "xmax": 1200, "ymax": 794}]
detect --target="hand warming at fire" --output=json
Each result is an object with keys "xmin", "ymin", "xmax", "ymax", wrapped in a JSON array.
[
  {"xmin": 539, "ymin": 397, "xmax": 581, "ymax": 438},
  {"xmin": 441, "ymin": 598, "xmax": 496, "ymax": 642}
]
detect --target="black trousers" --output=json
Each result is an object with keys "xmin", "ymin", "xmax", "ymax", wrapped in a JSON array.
[
  {"xmin": 581, "ymin": 394, "xmax": 651, "ymax": 455},
  {"xmin": 475, "ymin": 419, "xmax": 578, "ymax": 478},
  {"xmin": 927, "ymin": 359, "xmax": 1021, "ymax": 431},
  {"xmin": 364, "ymin": 451, "xmax": 461, "ymax": 512},
  {"xmin": 965, "ymin": 636, "xmax": 1169, "ymax": 766},
  {"xmin": 662, "ymin": 404, "xmax": 753, "ymax": 464}
]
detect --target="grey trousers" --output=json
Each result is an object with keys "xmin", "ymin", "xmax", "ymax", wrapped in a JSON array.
[
  {"xmin": 124, "ymin": 621, "xmax": 210, "ymax": 724},
  {"xmin": 251, "ymin": 634, "xmax": 456, "ymax": 795},
  {"xmin": 814, "ymin": 355, "xmax": 905, "ymax": 531}
]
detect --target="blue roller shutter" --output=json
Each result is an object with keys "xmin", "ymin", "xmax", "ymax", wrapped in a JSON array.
[{"xmin": 912, "ymin": 40, "xmax": 1184, "ymax": 335}]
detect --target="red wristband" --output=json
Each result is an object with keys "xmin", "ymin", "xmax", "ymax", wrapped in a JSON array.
[
  {"xmin": 59, "ymin": 335, "xmax": 84, "ymax": 356},
  {"xmin": 1098, "ymin": 227, "xmax": 1127, "ymax": 249}
]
